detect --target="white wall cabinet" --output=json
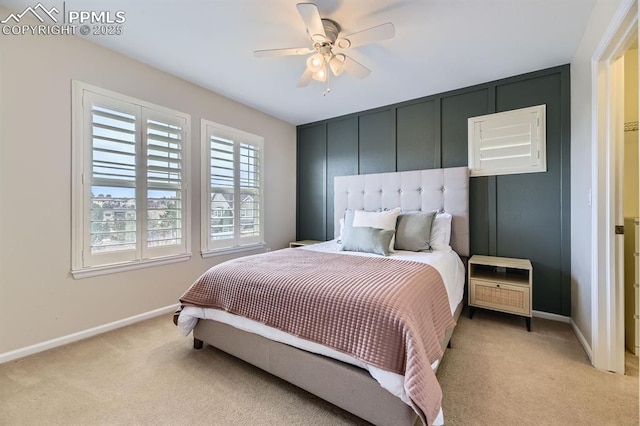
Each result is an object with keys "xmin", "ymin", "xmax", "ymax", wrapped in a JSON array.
[{"xmin": 624, "ymin": 217, "xmax": 639, "ymax": 356}]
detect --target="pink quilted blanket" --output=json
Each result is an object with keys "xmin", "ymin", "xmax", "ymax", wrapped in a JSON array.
[{"xmin": 179, "ymin": 248, "xmax": 455, "ymax": 425}]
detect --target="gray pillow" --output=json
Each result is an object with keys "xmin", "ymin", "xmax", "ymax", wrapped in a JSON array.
[
  {"xmin": 341, "ymin": 226, "xmax": 395, "ymax": 256},
  {"xmin": 394, "ymin": 210, "xmax": 437, "ymax": 251},
  {"xmin": 337, "ymin": 209, "xmax": 357, "ymax": 243}
]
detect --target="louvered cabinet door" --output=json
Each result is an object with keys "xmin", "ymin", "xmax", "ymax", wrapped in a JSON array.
[{"xmin": 624, "ymin": 218, "xmax": 639, "ymax": 356}]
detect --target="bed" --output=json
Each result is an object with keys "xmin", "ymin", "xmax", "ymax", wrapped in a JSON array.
[{"xmin": 175, "ymin": 166, "xmax": 469, "ymax": 426}]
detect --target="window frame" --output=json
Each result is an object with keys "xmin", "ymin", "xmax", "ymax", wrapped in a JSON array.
[
  {"xmin": 467, "ymin": 104, "xmax": 547, "ymax": 177},
  {"xmin": 201, "ymin": 119, "xmax": 265, "ymax": 257},
  {"xmin": 71, "ymin": 81, "xmax": 191, "ymax": 278}
]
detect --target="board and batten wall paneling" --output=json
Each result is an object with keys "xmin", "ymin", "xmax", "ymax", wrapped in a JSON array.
[
  {"xmin": 494, "ymin": 71, "xmax": 570, "ymax": 315},
  {"xmin": 440, "ymin": 89, "xmax": 489, "ymax": 168},
  {"xmin": 297, "ymin": 124, "xmax": 327, "ymax": 241},
  {"xmin": 296, "ymin": 65, "xmax": 571, "ymax": 315},
  {"xmin": 326, "ymin": 117, "xmax": 359, "ymax": 239},
  {"xmin": 358, "ymin": 109, "xmax": 395, "ymax": 174},
  {"xmin": 396, "ymin": 100, "xmax": 438, "ymax": 171},
  {"xmin": 469, "ymin": 177, "xmax": 491, "ymax": 256}
]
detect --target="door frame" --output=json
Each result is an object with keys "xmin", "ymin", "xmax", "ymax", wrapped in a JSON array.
[{"xmin": 591, "ymin": 0, "xmax": 638, "ymax": 373}]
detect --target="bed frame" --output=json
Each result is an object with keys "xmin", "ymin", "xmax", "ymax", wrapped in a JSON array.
[{"xmin": 192, "ymin": 167, "xmax": 469, "ymax": 426}]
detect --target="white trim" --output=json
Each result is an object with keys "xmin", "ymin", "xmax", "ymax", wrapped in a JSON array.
[
  {"xmin": 591, "ymin": 0, "xmax": 637, "ymax": 373},
  {"xmin": 71, "ymin": 252, "xmax": 191, "ymax": 279},
  {"xmin": 0, "ymin": 304, "xmax": 179, "ymax": 364},
  {"xmin": 532, "ymin": 310, "xmax": 571, "ymax": 323},
  {"xmin": 201, "ymin": 243, "xmax": 266, "ymax": 259},
  {"xmin": 571, "ymin": 318, "xmax": 593, "ymax": 362}
]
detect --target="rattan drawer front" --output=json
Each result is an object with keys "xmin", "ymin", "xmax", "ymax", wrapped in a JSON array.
[{"xmin": 470, "ymin": 279, "xmax": 531, "ymax": 316}]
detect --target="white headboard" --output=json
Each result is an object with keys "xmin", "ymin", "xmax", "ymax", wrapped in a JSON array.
[{"xmin": 334, "ymin": 167, "xmax": 469, "ymax": 257}]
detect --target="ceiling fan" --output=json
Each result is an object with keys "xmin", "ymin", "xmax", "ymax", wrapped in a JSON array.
[{"xmin": 254, "ymin": 3, "xmax": 395, "ymax": 93}]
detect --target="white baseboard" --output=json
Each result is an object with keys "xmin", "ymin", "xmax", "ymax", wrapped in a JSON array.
[
  {"xmin": 0, "ymin": 304, "xmax": 179, "ymax": 365},
  {"xmin": 532, "ymin": 310, "xmax": 571, "ymax": 323},
  {"xmin": 530, "ymin": 311, "xmax": 592, "ymax": 362},
  {"xmin": 570, "ymin": 318, "xmax": 593, "ymax": 362}
]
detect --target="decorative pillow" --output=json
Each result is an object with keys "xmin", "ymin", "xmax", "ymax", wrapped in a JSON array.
[
  {"xmin": 395, "ymin": 210, "xmax": 437, "ymax": 251},
  {"xmin": 341, "ymin": 226, "xmax": 395, "ymax": 256},
  {"xmin": 430, "ymin": 213, "xmax": 453, "ymax": 251},
  {"xmin": 352, "ymin": 207, "xmax": 401, "ymax": 251},
  {"xmin": 338, "ymin": 209, "xmax": 357, "ymax": 242}
]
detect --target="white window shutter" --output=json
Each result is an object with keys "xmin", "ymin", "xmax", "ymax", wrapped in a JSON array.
[
  {"xmin": 209, "ymin": 134, "xmax": 236, "ymax": 247},
  {"xmin": 143, "ymin": 110, "xmax": 188, "ymax": 258},
  {"xmin": 72, "ymin": 81, "xmax": 191, "ymax": 276},
  {"xmin": 468, "ymin": 105, "xmax": 546, "ymax": 177},
  {"xmin": 238, "ymin": 142, "xmax": 262, "ymax": 245},
  {"xmin": 84, "ymin": 92, "xmax": 140, "ymax": 266},
  {"xmin": 201, "ymin": 120, "xmax": 264, "ymax": 254}
]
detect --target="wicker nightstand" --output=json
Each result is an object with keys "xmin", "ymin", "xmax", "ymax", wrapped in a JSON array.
[{"xmin": 468, "ymin": 255, "xmax": 533, "ymax": 331}]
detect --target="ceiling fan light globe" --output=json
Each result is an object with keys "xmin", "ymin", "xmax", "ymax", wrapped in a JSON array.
[
  {"xmin": 306, "ymin": 53, "xmax": 325, "ymax": 73},
  {"xmin": 312, "ymin": 67, "xmax": 327, "ymax": 82},
  {"xmin": 329, "ymin": 54, "xmax": 346, "ymax": 76}
]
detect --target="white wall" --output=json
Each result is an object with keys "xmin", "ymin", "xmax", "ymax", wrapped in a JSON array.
[
  {"xmin": 570, "ymin": 0, "xmax": 627, "ymax": 348},
  {"xmin": 0, "ymin": 6, "xmax": 297, "ymax": 356}
]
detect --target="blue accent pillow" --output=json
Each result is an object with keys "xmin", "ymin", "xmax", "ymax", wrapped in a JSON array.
[{"xmin": 341, "ymin": 226, "xmax": 395, "ymax": 256}]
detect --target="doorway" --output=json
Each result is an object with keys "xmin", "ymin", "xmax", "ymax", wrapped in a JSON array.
[{"xmin": 592, "ymin": 0, "xmax": 638, "ymax": 374}]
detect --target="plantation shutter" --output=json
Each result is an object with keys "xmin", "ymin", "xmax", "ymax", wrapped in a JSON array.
[
  {"xmin": 203, "ymin": 121, "xmax": 264, "ymax": 253},
  {"xmin": 209, "ymin": 134, "xmax": 236, "ymax": 248},
  {"xmin": 143, "ymin": 110, "xmax": 187, "ymax": 257},
  {"xmin": 85, "ymin": 93, "xmax": 140, "ymax": 265},
  {"xmin": 72, "ymin": 82, "xmax": 191, "ymax": 276},
  {"xmin": 239, "ymin": 142, "xmax": 261, "ymax": 245},
  {"xmin": 468, "ymin": 105, "xmax": 546, "ymax": 177}
]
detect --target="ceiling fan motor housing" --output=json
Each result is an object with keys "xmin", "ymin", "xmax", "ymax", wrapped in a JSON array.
[{"xmin": 320, "ymin": 19, "xmax": 340, "ymax": 44}]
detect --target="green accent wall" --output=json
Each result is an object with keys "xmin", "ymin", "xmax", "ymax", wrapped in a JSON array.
[{"xmin": 296, "ymin": 65, "xmax": 571, "ymax": 316}]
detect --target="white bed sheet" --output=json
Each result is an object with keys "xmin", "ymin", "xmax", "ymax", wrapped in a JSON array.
[{"xmin": 178, "ymin": 241, "xmax": 465, "ymax": 425}]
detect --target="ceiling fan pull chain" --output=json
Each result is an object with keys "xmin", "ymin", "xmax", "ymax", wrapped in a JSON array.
[{"xmin": 323, "ymin": 71, "xmax": 331, "ymax": 96}]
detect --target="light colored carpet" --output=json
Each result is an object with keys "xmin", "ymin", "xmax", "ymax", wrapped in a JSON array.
[{"xmin": 0, "ymin": 309, "xmax": 637, "ymax": 425}]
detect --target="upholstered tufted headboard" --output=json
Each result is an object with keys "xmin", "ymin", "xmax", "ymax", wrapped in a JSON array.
[{"xmin": 334, "ymin": 167, "xmax": 469, "ymax": 257}]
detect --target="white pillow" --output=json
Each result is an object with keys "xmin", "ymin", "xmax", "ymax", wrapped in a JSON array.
[
  {"xmin": 430, "ymin": 213, "xmax": 452, "ymax": 251},
  {"xmin": 352, "ymin": 207, "xmax": 401, "ymax": 251}
]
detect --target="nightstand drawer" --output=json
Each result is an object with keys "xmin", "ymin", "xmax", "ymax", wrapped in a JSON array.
[{"xmin": 469, "ymin": 279, "xmax": 531, "ymax": 317}]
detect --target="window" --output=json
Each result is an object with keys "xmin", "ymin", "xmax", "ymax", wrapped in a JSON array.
[
  {"xmin": 201, "ymin": 119, "xmax": 264, "ymax": 256},
  {"xmin": 72, "ymin": 81, "xmax": 191, "ymax": 278},
  {"xmin": 468, "ymin": 104, "xmax": 547, "ymax": 177}
]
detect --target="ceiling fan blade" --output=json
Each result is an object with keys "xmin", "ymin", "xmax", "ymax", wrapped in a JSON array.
[
  {"xmin": 254, "ymin": 47, "xmax": 312, "ymax": 58},
  {"xmin": 336, "ymin": 22, "xmax": 395, "ymax": 49},
  {"xmin": 296, "ymin": 3, "xmax": 327, "ymax": 42},
  {"xmin": 296, "ymin": 68, "xmax": 313, "ymax": 87},
  {"xmin": 343, "ymin": 56, "xmax": 371, "ymax": 79}
]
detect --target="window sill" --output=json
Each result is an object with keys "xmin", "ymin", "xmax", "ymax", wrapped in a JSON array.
[
  {"xmin": 71, "ymin": 253, "xmax": 192, "ymax": 279},
  {"xmin": 201, "ymin": 243, "xmax": 266, "ymax": 259}
]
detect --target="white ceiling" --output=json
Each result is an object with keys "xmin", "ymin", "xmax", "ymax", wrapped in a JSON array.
[{"xmin": 2, "ymin": 0, "xmax": 596, "ymax": 125}]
